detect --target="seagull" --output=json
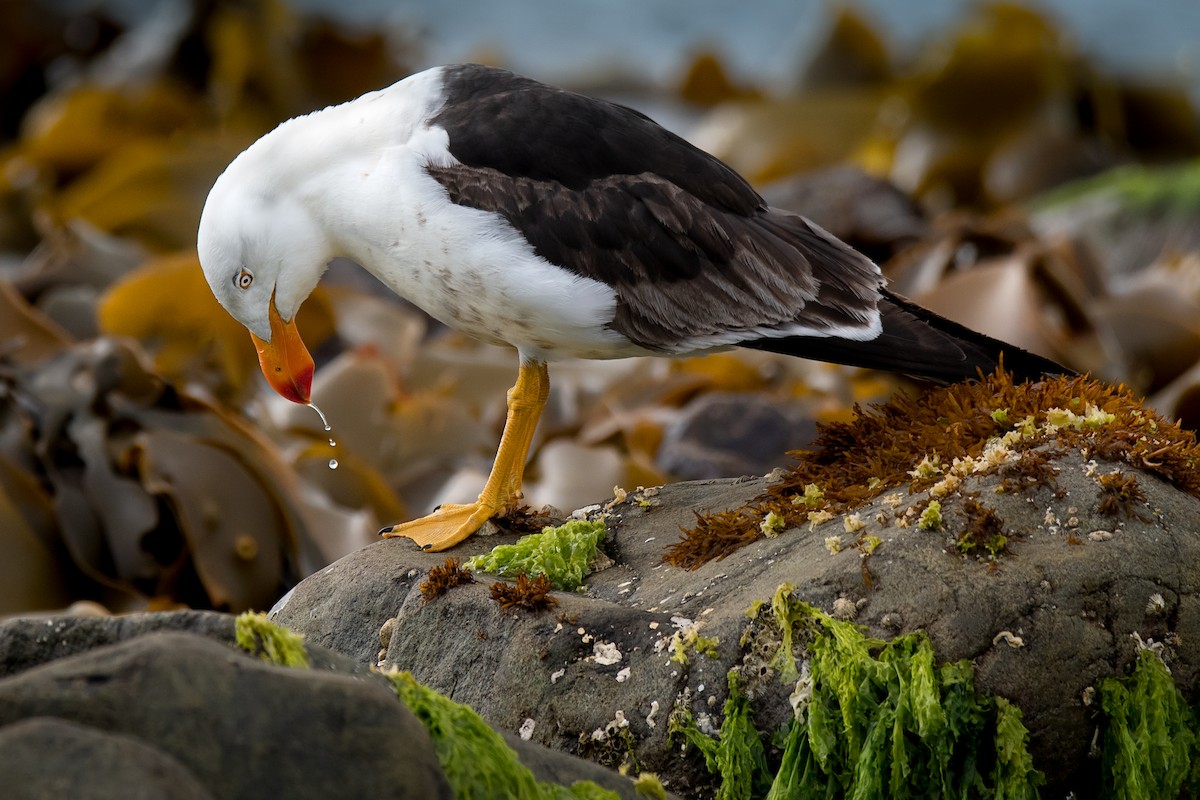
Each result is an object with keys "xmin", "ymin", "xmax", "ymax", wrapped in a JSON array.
[{"xmin": 197, "ymin": 63, "xmax": 1069, "ymax": 552}]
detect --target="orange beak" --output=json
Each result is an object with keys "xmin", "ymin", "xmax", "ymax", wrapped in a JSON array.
[{"xmin": 250, "ymin": 299, "xmax": 314, "ymax": 404}]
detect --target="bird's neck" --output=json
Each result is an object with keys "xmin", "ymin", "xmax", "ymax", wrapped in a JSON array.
[{"xmin": 254, "ymin": 75, "xmax": 454, "ymax": 280}]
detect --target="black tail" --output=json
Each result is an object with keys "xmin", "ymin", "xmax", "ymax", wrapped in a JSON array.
[{"xmin": 740, "ymin": 289, "xmax": 1072, "ymax": 384}]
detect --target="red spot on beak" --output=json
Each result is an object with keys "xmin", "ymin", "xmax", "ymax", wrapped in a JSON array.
[{"xmin": 250, "ymin": 298, "xmax": 314, "ymax": 404}]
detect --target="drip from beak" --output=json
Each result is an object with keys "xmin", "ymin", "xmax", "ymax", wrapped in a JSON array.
[{"xmin": 250, "ymin": 299, "xmax": 314, "ymax": 404}]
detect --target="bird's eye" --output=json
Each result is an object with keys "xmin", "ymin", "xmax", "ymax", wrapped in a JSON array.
[{"xmin": 235, "ymin": 269, "xmax": 254, "ymax": 290}]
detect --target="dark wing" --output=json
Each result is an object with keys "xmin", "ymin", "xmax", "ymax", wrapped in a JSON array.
[
  {"xmin": 426, "ymin": 65, "xmax": 884, "ymax": 352},
  {"xmin": 743, "ymin": 291, "xmax": 1072, "ymax": 383},
  {"xmin": 431, "ymin": 64, "xmax": 760, "ymax": 213}
]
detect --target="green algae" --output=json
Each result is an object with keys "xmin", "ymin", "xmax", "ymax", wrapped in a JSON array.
[
  {"xmin": 918, "ymin": 500, "xmax": 943, "ymax": 531},
  {"xmin": 668, "ymin": 669, "xmax": 771, "ymax": 800},
  {"xmin": 233, "ymin": 615, "xmax": 621, "ymax": 799},
  {"xmin": 387, "ymin": 670, "xmax": 619, "ymax": 800},
  {"xmin": 235, "ymin": 612, "xmax": 309, "ymax": 668},
  {"xmin": 1034, "ymin": 159, "xmax": 1200, "ymax": 215},
  {"xmin": 1098, "ymin": 648, "xmax": 1200, "ymax": 800},
  {"xmin": 765, "ymin": 594, "xmax": 1043, "ymax": 799},
  {"xmin": 632, "ymin": 772, "xmax": 667, "ymax": 799},
  {"xmin": 668, "ymin": 628, "xmax": 721, "ymax": 666},
  {"xmin": 467, "ymin": 518, "xmax": 606, "ymax": 591},
  {"xmin": 678, "ymin": 589, "xmax": 1044, "ymax": 799}
]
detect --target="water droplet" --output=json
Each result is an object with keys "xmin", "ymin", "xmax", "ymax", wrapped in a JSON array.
[
  {"xmin": 308, "ymin": 403, "xmax": 339, "ymax": 468},
  {"xmin": 307, "ymin": 402, "xmax": 332, "ymax": 432}
]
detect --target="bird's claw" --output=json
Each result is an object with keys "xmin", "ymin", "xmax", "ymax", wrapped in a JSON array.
[{"xmin": 379, "ymin": 501, "xmax": 501, "ymax": 552}]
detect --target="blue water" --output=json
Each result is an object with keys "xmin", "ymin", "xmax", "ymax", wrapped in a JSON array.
[
  {"xmin": 285, "ymin": 0, "xmax": 1200, "ymax": 95},
  {"xmin": 56, "ymin": 0, "xmax": 1200, "ymax": 97}
]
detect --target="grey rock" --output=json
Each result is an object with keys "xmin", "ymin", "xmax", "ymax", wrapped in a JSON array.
[
  {"xmin": 761, "ymin": 165, "xmax": 929, "ymax": 264},
  {"xmin": 0, "ymin": 717, "xmax": 214, "ymax": 800},
  {"xmin": 657, "ymin": 391, "xmax": 816, "ymax": 480},
  {"xmin": 0, "ymin": 612, "xmax": 662, "ymax": 800},
  {"xmin": 0, "ymin": 632, "xmax": 452, "ymax": 800},
  {"xmin": 0, "ymin": 609, "xmax": 374, "ymax": 680},
  {"xmin": 0, "ymin": 610, "xmax": 235, "ymax": 679},
  {"xmin": 272, "ymin": 451, "xmax": 1200, "ymax": 798},
  {"xmin": 1032, "ymin": 184, "xmax": 1200, "ymax": 281}
]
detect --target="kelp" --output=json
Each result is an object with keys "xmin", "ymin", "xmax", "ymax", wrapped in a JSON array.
[{"xmin": 0, "ymin": 337, "xmax": 323, "ymax": 612}]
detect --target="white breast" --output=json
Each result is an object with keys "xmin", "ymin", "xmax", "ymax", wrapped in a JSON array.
[{"xmin": 313, "ymin": 129, "xmax": 642, "ymax": 361}]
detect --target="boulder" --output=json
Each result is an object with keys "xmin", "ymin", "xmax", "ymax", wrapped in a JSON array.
[
  {"xmin": 0, "ymin": 612, "xmax": 664, "ymax": 799},
  {"xmin": 0, "ymin": 717, "xmax": 214, "ymax": 800},
  {"xmin": 0, "ymin": 631, "xmax": 450, "ymax": 799},
  {"xmin": 272, "ymin": 453, "xmax": 1200, "ymax": 798}
]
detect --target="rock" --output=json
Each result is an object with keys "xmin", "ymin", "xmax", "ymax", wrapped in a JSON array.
[
  {"xmin": 0, "ymin": 614, "xmax": 664, "ymax": 800},
  {"xmin": 0, "ymin": 717, "xmax": 215, "ymax": 800},
  {"xmin": 760, "ymin": 165, "xmax": 929, "ymax": 265},
  {"xmin": 0, "ymin": 609, "xmax": 370, "ymax": 679},
  {"xmin": 0, "ymin": 632, "xmax": 451, "ymax": 799},
  {"xmin": 0, "ymin": 609, "xmax": 235, "ymax": 679},
  {"xmin": 272, "ymin": 451, "xmax": 1200, "ymax": 798},
  {"xmin": 657, "ymin": 391, "xmax": 816, "ymax": 480}
]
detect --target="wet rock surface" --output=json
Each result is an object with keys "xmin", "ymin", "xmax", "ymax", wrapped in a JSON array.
[{"xmin": 272, "ymin": 454, "xmax": 1200, "ymax": 798}]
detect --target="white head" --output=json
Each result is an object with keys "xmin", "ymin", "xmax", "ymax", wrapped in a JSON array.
[{"xmin": 197, "ymin": 146, "xmax": 331, "ymax": 404}]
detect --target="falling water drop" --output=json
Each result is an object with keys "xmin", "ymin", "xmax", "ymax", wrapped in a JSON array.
[
  {"xmin": 308, "ymin": 402, "xmax": 332, "ymax": 432},
  {"xmin": 307, "ymin": 403, "xmax": 339, "ymax": 470}
]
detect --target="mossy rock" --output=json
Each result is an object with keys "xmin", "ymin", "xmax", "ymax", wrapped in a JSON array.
[{"xmin": 272, "ymin": 373, "xmax": 1200, "ymax": 798}]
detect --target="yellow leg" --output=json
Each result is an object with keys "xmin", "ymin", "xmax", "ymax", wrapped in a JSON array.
[{"xmin": 381, "ymin": 359, "xmax": 549, "ymax": 551}]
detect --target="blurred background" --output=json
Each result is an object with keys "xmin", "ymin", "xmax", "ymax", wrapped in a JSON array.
[{"xmin": 2, "ymin": 0, "xmax": 1198, "ymax": 615}]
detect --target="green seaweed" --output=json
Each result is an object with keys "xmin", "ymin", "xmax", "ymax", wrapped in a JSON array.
[
  {"xmin": 685, "ymin": 590, "xmax": 1043, "ymax": 799},
  {"xmin": 768, "ymin": 582, "xmax": 805, "ymax": 684},
  {"xmin": 388, "ymin": 670, "xmax": 619, "ymax": 800},
  {"xmin": 632, "ymin": 772, "xmax": 668, "ymax": 799},
  {"xmin": 768, "ymin": 595, "xmax": 1042, "ymax": 799},
  {"xmin": 669, "ymin": 628, "xmax": 721, "ymax": 665},
  {"xmin": 669, "ymin": 669, "xmax": 771, "ymax": 800},
  {"xmin": 233, "ymin": 616, "xmax": 619, "ymax": 799},
  {"xmin": 466, "ymin": 518, "xmax": 606, "ymax": 591},
  {"xmin": 1098, "ymin": 649, "xmax": 1200, "ymax": 800},
  {"xmin": 1033, "ymin": 159, "xmax": 1200, "ymax": 215},
  {"xmin": 234, "ymin": 612, "xmax": 309, "ymax": 668}
]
